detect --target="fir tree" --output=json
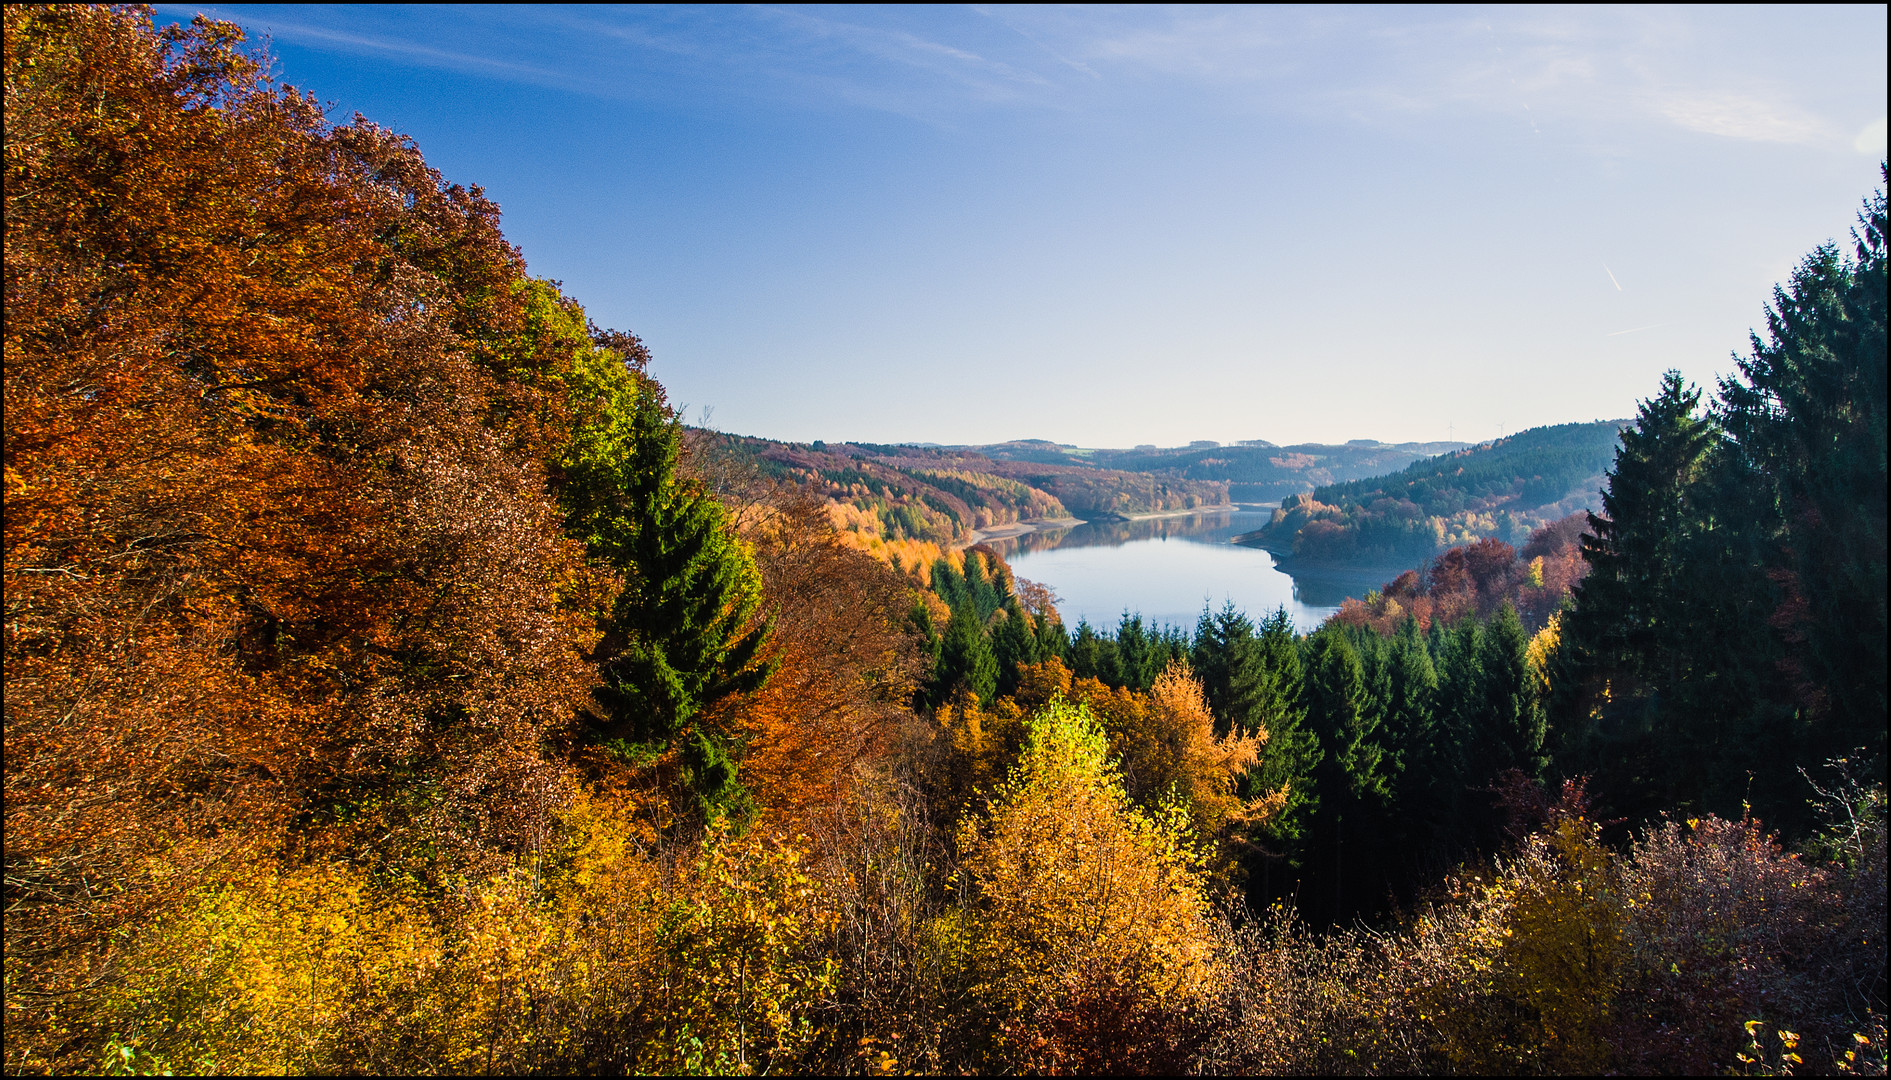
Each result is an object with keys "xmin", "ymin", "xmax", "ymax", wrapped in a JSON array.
[
  {"xmin": 990, "ymin": 596, "xmax": 1040, "ymax": 700},
  {"xmin": 1239, "ymin": 608, "xmax": 1321, "ymax": 904},
  {"xmin": 1192, "ymin": 602, "xmax": 1264, "ymax": 737},
  {"xmin": 1716, "ymin": 176, "xmax": 1888, "ymax": 779},
  {"xmin": 1300, "ymin": 629, "xmax": 1393, "ymax": 924},
  {"xmin": 1066, "ymin": 620, "xmax": 1120, "ymax": 686},
  {"xmin": 1567, "ymin": 370, "xmax": 1717, "ymax": 693},
  {"xmin": 1469, "ymin": 602, "xmax": 1547, "ymax": 781},
  {"xmin": 935, "ymin": 603, "xmax": 1000, "ymax": 706},
  {"xmin": 559, "ymin": 343, "xmax": 773, "ymax": 813}
]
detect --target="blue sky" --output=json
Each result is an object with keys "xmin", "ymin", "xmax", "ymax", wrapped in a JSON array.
[{"xmin": 162, "ymin": 5, "xmax": 1887, "ymax": 447}]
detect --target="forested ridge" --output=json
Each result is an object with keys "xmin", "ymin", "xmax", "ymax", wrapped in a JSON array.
[
  {"xmin": 970, "ymin": 436, "xmax": 1470, "ymax": 501},
  {"xmin": 5, "ymin": 10, "xmax": 1886, "ymax": 1076},
  {"xmin": 1254, "ymin": 420, "xmax": 1625, "ymax": 565}
]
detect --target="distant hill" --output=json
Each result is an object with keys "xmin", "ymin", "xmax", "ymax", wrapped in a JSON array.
[
  {"xmin": 690, "ymin": 433, "xmax": 1228, "ymax": 566},
  {"xmin": 971, "ymin": 438, "xmax": 1468, "ymax": 501},
  {"xmin": 1246, "ymin": 420, "xmax": 1626, "ymax": 565}
]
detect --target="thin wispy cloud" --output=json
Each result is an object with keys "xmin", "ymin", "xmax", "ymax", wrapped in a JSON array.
[
  {"xmin": 760, "ymin": 7, "xmax": 1057, "ymax": 104},
  {"xmin": 1659, "ymin": 94, "xmax": 1831, "ymax": 145},
  {"xmin": 158, "ymin": 5, "xmax": 590, "ymax": 93},
  {"xmin": 975, "ymin": 7, "xmax": 1102, "ymax": 81},
  {"xmin": 163, "ymin": 5, "xmax": 1877, "ymax": 150}
]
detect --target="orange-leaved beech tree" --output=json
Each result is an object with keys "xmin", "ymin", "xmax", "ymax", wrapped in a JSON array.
[
  {"xmin": 718, "ymin": 493, "xmax": 922, "ymax": 833},
  {"xmin": 4, "ymin": 8, "xmax": 609, "ymax": 1066}
]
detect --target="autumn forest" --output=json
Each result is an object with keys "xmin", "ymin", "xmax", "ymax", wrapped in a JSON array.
[{"xmin": 4, "ymin": 9, "xmax": 1887, "ymax": 1076}]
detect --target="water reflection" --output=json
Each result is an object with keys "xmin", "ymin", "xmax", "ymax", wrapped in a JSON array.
[
  {"xmin": 984, "ymin": 511, "xmax": 1240, "ymax": 554},
  {"xmin": 995, "ymin": 507, "xmax": 1390, "ymax": 633}
]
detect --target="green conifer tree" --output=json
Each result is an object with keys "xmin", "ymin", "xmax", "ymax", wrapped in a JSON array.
[
  {"xmin": 1301, "ymin": 629, "xmax": 1393, "ymax": 923},
  {"xmin": 1239, "ymin": 608, "xmax": 1321, "ymax": 903},
  {"xmin": 1568, "ymin": 370, "xmax": 1717, "ymax": 692},
  {"xmin": 558, "ymin": 339, "xmax": 773, "ymax": 814},
  {"xmin": 1067, "ymin": 620, "xmax": 1120, "ymax": 686},
  {"xmin": 1469, "ymin": 602, "xmax": 1547, "ymax": 780},
  {"xmin": 1716, "ymin": 175, "xmax": 1887, "ymax": 781},
  {"xmin": 990, "ymin": 596, "xmax": 1041, "ymax": 699},
  {"xmin": 936, "ymin": 603, "xmax": 1000, "ymax": 706},
  {"xmin": 1554, "ymin": 372, "xmax": 1719, "ymax": 818},
  {"xmin": 1192, "ymin": 602, "xmax": 1264, "ymax": 737}
]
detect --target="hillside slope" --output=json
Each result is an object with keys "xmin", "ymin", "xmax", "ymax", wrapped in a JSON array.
[{"xmin": 1248, "ymin": 420, "xmax": 1625, "ymax": 564}]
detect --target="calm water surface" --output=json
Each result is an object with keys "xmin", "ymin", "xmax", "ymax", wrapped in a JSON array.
[{"xmin": 995, "ymin": 508, "xmax": 1391, "ymax": 634}]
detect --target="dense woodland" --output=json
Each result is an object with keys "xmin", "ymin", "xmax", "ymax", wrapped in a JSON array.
[
  {"xmin": 5, "ymin": 10, "xmax": 1886, "ymax": 1075},
  {"xmin": 1257, "ymin": 421, "xmax": 1624, "ymax": 565}
]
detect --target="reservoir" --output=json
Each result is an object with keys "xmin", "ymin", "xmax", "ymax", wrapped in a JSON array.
[{"xmin": 990, "ymin": 507, "xmax": 1392, "ymax": 634}]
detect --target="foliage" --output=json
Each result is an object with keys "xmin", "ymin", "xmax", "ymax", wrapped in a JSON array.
[
  {"xmin": 4, "ymin": 9, "xmax": 596, "ymax": 1064},
  {"xmin": 1331, "ymin": 512, "xmax": 1589, "ymax": 636},
  {"xmin": 636, "ymin": 822, "xmax": 840, "ymax": 1076},
  {"xmin": 97, "ymin": 858, "xmax": 446, "ymax": 1075},
  {"xmin": 1716, "ymin": 175, "xmax": 1888, "ymax": 778},
  {"xmin": 717, "ymin": 492, "xmax": 923, "ymax": 835},
  {"xmin": 953, "ymin": 697, "xmax": 1225, "ymax": 1072}
]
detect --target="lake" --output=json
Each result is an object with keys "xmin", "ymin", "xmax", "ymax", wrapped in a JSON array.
[{"xmin": 988, "ymin": 507, "xmax": 1394, "ymax": 634}]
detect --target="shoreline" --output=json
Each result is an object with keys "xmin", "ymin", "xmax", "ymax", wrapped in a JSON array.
[
  {"xmin": 957, "ymin": 516, "xmax": 1085, "ymax": 549},
  {"xmin": 959, "ymin": 502, "xmax": 1249, "ymax": 549}
]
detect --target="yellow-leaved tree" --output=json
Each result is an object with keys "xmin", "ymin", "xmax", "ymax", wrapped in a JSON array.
[{"xmin": 953, "ymin": 696, "xmax": 1224, "ymax": 1072}]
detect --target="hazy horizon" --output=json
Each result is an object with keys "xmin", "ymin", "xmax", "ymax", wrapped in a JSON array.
[{"xmin": 168, "ymin": 4, "xmax": 1886, "ymax": 447}]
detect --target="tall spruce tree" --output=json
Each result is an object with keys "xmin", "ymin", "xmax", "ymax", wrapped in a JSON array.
[
  {"xmin": 1193, "ymin": 602, "xmax": 1264, "ymax": 736},
  {"xmin": 1066, "ymin": 620, "xmax": 1120, "ymax": 685},
  {"xmin": 1570, "ymin": 371, "xmax": 1717, "ymax": 688},
  {"xmin": 1552, "ymin": 174, "xmax": 1887, "ymax": 827},
  {"xmin": 1301, "ymin": 629, "xmax": 1394, "ymax": 923},
  {"xmin": 1033, "ymin": 609, "xmax": 1069, "ymax": 661},
  {"xmin": 1716, "ymin": 175, "xmax": 1887, "ymax": 782},
  {"xmin": 935, "ymin": 603, "xmax": 999, "ymax": 706},
  {"xmin": 559, "ymin": 339, "xmax": 773, "ymax": 815},
  {"xmin": 1554, "ymin": 372, "xmax": 1718, "ymax": 817},
  {"xmin": 1383, "ymin": 617, "xmax": 1453, "ymax": 877},
  {"xmin": 1469, "ymin": 602, "xmax": 1547, "ymax": 782},
  {"xmin": 1240, "ymin": 607, "xmax": 1321, "ymax": 905},
  {"xmin": 1114, "ymin": 614, "xmax": 1158, "ymax": 690},
  {"xmin": 990, "ymin": 596, "xmax": 1040, "ymax": 699}
]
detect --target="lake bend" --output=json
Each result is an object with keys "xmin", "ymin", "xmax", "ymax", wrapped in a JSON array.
[{"xmin": 984, "ymin": 507, "xmax": 1395, "ymax": 634}]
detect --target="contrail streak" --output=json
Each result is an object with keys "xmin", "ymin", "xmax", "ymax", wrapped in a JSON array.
[
  {"xmin": 1604, "ymin": 264, "xmax": 1623, "ymax": 291},
  {"xmin": 1607, "ymin": 324, "xmax": 1662, "ymax": 337}
]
